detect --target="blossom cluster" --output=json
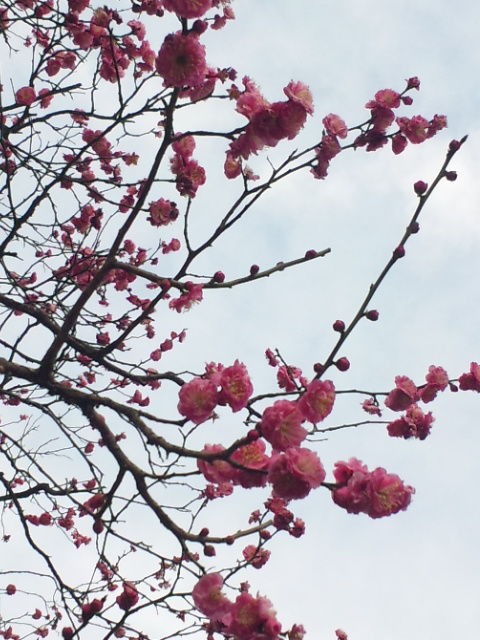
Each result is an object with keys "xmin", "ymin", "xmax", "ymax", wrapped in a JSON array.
[
  {"xmin": 192, "ymin": 574, "xmax": 282, "ymax": 640},
  {"xmin": 332, "ymin": 458, "xmax": 414, "ymax": 518},
  {"xmin": 225, "ymin": 78, "xmax": 315, "ymax": 178}
]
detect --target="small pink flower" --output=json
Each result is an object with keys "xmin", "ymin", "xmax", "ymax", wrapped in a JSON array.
[
  {"xmin": 198, "ymin": 444, "xmax": 236, "ymax": 484},
  {"xmin": 16, "ymin": 86, "xmax": 36, "ymax": 106},
  {"xmin": 384, "ymin": 375, "xmax": 418, "ymax": 411},
  {"xmin": 387, "ymin": 404, "xmax": 434, "ymax": 440},
  {"xmin": 396, "ymin": 115, "xmax": 430, "ymax": 144},
  {"xmin": 260, "ymin": 400, "xmax": 307, "ymax": 451},
  {"xmin": 284, "ymin": 80, "xmax": 314, "ymax": 115},
  {"xmin": 242, "ymin": 545, "xmax": 271, "ymax": 569},
  {"xmin": 226, "ymin": 592, "xmax": 281, "ymax": 640},
  {"xmin": 298, "ymin": 379, "xmax": 335, "ymax": 423},
  {"xmin": 362, "ymin": 398, "xmax": 381, "ymax": 416},
  {"xmin": 230, "ymin": 439, "xmax": 270, "ymax": 488},
  {"xmin": 163, "ymin": 0, "xmax": 212, "ymax": 19},
  {"xmin": 459, "ymin": 362, "xmax": 480, "ymax": 392},
  {"xmin": 420, "ymin": 365, "xmax": 449, "ymax": 402},
  {"xmin": 178, "ymin": 377, "xmax": 218, "ymax": 424},
  {"xmin": 116, "ymin": 582, "xmax": 139, "ymax": 611},
  {"xmin": 268, "ymin": 447, "xmax": 325, "ymax": 501},
  {"xmin": 156, "ymin": 32, "xmax": 207, "ymax": 88},
  {"xmin": 219, "ymin": 360, "xmax": 253, "ymax": 411},
  {"xmin": 192, "ymin": 573, "xmax": 232, "ymax": 620},
  {"xmin": 322, "ymin": 113, "xmax": 348, "ymax": 139},
  {"xmin": 366, "ymin": 88, "xmax": 401, "ymax": 110}
]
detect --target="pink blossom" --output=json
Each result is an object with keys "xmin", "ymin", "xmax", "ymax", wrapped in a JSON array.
[
  {"xmin": 396, "ymin": 115, "xmax": 430, "ymax": 144},
  {"xmin": 387, "ymin": 404, "xmax": 434, "ymax": 440},
  {"xmin": 169, "ymin": 282, "xmax": 203, "ymax": 312},
  {"xmin": 225, "ymin": 592, "xmax": 281, "ymax": 640},
  {"xmin": 384, "ymin": 375, "xmax": 418, "ymax": 411},
  {"xmin": 284, "ymin": 80, "xmax": 314, "ymax": 115},
  {"xmin": 177, "ymin": 377, "xmax": 218, "ymax": 423},
  {"xmin": 192, "ymin": 573, "xmax": 232, "ymax": 620},
  {"xmin": 148, "ymin": 199, "xmax": 178, "ymax": 226},
  {"xmin": 392, "ymin": 133, "xmax": 408, "ymax": 155},
  {"xmin": 332, "ymin": 458, "xmax": 414, "ymax": 518},
  {"xmin": 163, "ymin": 0, "xmax": 212, "ymax": 18},
  {"xmin": 322, "ymin": 113, "xmax": 348, "ymax": 139},
  {"xmin": 298, "ymin": 380, "xmax": 335, "ymax": 423},
  {"xmin": 16, "ymin": 86, "xmax": 36, "ymax": 106},
  {"xmin": 218, "ymin": 360, "xmax": 253, "ymax": 411},
  {"xmin": 116, "ymin": 583, "xmax": 139, "ymax": 611},
  {"xmin": 235, "ymin": 76, "xmax": 269, "ymax": 118},
  {"xmin": 230, "ymin": 440, "xmax": 270, "ymax": 489},
  {"xmin": 268, "ymin": 447, "xmax": 325, "ymax": 501},
  {"xmin": 362, "ymin": 398, "xmax": 381, "ymax": 416},
  {"xmin": 366, "ymin": 88, "xmax": 401, "ymax": 110},
  {"xmin": 276, "ymin": 365, "xmax": 305, "ymax": 392},
  {"xmin": 198, "ymin": 444, "xmax": 236, "ymax": 484},
  {"xmin": 459, "ymin": 362, "xmax": 480, "ymax": 392},
  {"xmin": 420, "ymin": 365, "xmax": 449, "ymax": 402},
  {"xmin": 156, "ymin": 32, "xmax": 207, "ymax": 88},
  {"xmin": 260, "ymin": 400, "xmax": 307, "ymax": 451},
  {"xmin": 242, "ymin": 545, "xmax": 271, "ymax": 569}
]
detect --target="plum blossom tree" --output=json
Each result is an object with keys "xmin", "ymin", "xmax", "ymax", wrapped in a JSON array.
[{"xmin": 0, "ymin": 1, "xmax": 476, "ymax": 640}]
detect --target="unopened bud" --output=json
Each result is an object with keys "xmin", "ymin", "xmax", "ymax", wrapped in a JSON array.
[
  {"xmin": 365, "ymin": 310, "xmax": 379, "ymax": 321},
  {"xmin": 332, "ymin": 319, "xmax": 345, "ymax": 333},
  {"xmin": 335, "ymin": 357, "xmax": 350, "ymax": 372},
  {"xmin": 445, "ymin": 171, "xmax": 457, "ymax": 181},
  {"xmin": 414, "ymin": 180, "xmax": 428, "ymax": 195}
]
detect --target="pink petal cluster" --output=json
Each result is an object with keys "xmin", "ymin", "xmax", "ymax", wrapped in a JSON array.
[
  {"xmin": 218, "ymin": 360, "xmax": 254, "ymax": 411},
  {"xmin": 260, "ymin": 400, "xmax": 307, "ymax": 451},
  {"xmin": 192, "ymin": 575, "xmax": 282, "ymax": 640},
  {"xmin": 177, "ymin": 378, "xmax": 217, "ymax": 423},
  {"xmin": 298, "ymin": 379, "xmax": 335, "ymax": 423},
  {"xmin": 169, "ymin": 282, "xmax": 203, "ymax": 312},
  {"xmin": 198, "ymin": 441, "xmax": 270, "ymax": 489},
  {"xmin": 147, "ymin": 198, "xmax": 179, "ymax": 226},
  {"xmin": 242, "ymin": 544, "xmax": 271, "ymax": 569},
  {"xmin": 384, "ymin": 375, "xmax": 418, "ymax": 411},
  {"xmin": 332, "ymin": 457, "xmax": 414, "ymax": 518},
  {"xmin": 419, "ymin": 365, "xmax": 449, "ymax": 402},
  {"xmin": 115, "ymin": 582, "xmax": 139, "ymax": 611},
  {"xmin": 178, "ymin": 361, "xmax": 253, "ymax": 422},
  {"xmin": 387, "ymin": 404, "xmax": 434, "ymax": 440},
  {"xmin": 170, "ymin": 133, "xmax": 206, "ymax": 198},
  {"xmin": 16, "ymin": 86, "xmax": 36, "ymax": 106},
  {"xmin": 268, "ymin": 447, "xmax": 326, "ymax": 501},
  {"xmin": 163, "ymin": 0, "xmax": 212, "ymax": 19},
  {"xmin": 361, "ymin": 398, "xmax": 382, "ymax": 416},
  {"xmin": 458, "ymin": 362, "xmax": 480, "ymax": 392},
  {"xmin": 156, "ymin": 32, "xmax": 207, "ymax": 88},
  {"xmin": 276, "ymin": 364, "xmax": 306, "ymax": 392},
  {"xmin": 225, "ymin": 77, "xmax": 314, "ymax": 177}
]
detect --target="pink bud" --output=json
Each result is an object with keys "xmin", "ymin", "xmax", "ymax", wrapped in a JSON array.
[
  {"xmin": 414, "ymin": 180, "xmax": 428, "ymax": 195},
  {"xmin": 250, "ymin": 264, "xmax": 260, "ymax": 275},
  {"xmin": 304, "ymin": 249, "xmax": 317, "ymax": 259},
  {"xmin": 445, "ymin": 171, "xmax": 457, "ymax": 181},
  {"xmin": 365, "ymin": 310, "xmax": 379, "ymax": 321},
  {"xmin": 333, "ymin": 320, "xmax": 345, "ymax": 333},
  {"xmin": 203, "ymin": 544, "xmax": 216, "ymax": 556},
  {"xmin": 335, "ymin": 357, "xmax": 350, "ymax": 372},
  {"xmin": 213, "ymin": 271, "xmax": 225, "ymax": 283},
  {"xmin": 393, "ymin": 245, "xmax": 405, "ymax": 259}
]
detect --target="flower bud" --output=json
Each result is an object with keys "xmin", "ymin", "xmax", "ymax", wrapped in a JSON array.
[
  {"xmin": 249, "ymin": 264, "xmax": 260, "ymax": 276},
  {"xmin": 212, "ymin": 271, "xmax": 225, "ymax": 283},
  {"xmin": 414, "ymin": 180, "xmax": 428, "ymax": 195},
  {"xmin": 393, "ymin": 245, "xmax": 405, "ymax": 259},
  {"xmin": 365, "ymin": 310, "xmax": 379, "ymax": 321},
  {"xmin": 332, "ymin": 319, "xmax": 345, "ymax": 333},
  {"xmin": 335, "ymin": 357, "xmax": 350, "ymax": 372},
  {"xmin": 445, "ymin": 170, "xmax": 457, "ymax": 181}
]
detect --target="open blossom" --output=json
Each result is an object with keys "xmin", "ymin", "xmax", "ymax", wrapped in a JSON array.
[
  {"xmin": 322, "ymin": 113, "xmax": 348, "ymax": 138},
  {"xmin": 242, "ymin": 545, "xmax": 271, "ymax": 569},
  {"xmin": 298, "ymin": 380, "xmax": 335, "ymax": 423},
  {"xmin": 332, "ymin": 457, "xmax": 414, "ymax": 518},
  {"xmin": 420, "ymin": 365, "xmax": 449, "ymax": 402},
  {"xmin": 362, "ymin": 398, "xmax": 382, "ymax": 416},
  {"xmin": 396, "ymin": 115, "xmax": 430, "ymax": 144},
  {"xmin": 218, "ymin": 360, "xmax": 253, "ymax": 411},
  {"xmin": 268, "ymin": 447, "xmax": 325, "ymax": 501},
  {"xmin": 384, "ymin": 375, "xmax": 418, "ymax": 411},
  {"xmin": 283, "ymin": 80, "xmax": 314, "ymax": 115},
  {"xmin": 192, "ymin": 573, "xmax": 232, "ymax": 620},
  {"xmin": 16, "ymin": 86, "xmax": 36, "ymax": 106},
  {"xmin": 230, "ymin": 439, "xmax": 270, "ymax": 489},
  {"xmin": 260, "ymin": 400, "xmax": 307, "ymax": 451},
  {"xmin": 198, "ymin": 444, "xmax": 236, "ymax": 484},
  {"xmin": 163, "ymin": 0, "xmax": 212, "ymax": 19},
  {"xmin": 156, "ymin": 32, "xmax": 207, "ymax": 88},
  {"xmin": 116, "ymin": 582, "xmax": 139, "ymax": 611},
  {"xmin": 365, "ymin": 88, "xmax": 401, "ymax": 110},
  {"xmin": 387, "ymin": 404, "xmax": 434, "ymax": 440},
  {"xmin": 458, "ymin": 362, "xmax": 480, "ymax": 392},
  {"xmin": 178, "ymin": 377, "xmax": 218, "ymax": 423},
  {"xmin": 225, "ymin": 592, "xmax": 281, "ymax": 640}
]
